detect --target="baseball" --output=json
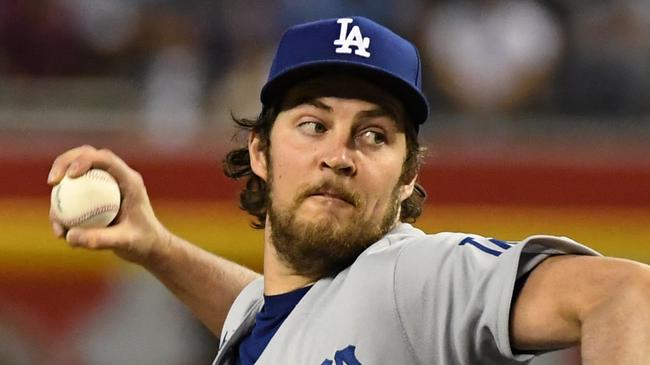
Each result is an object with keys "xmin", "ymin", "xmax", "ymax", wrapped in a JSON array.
[{"xmin": 50, "ymin": 169, "xmax": 121, "ymax": 228}]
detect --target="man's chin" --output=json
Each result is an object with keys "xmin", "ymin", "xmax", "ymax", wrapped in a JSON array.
[{"xmin": 293, "ymin": 207, "xmax": 355, "ymax": 231}]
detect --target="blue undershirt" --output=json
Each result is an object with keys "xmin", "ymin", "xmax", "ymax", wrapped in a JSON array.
[{"xmin": 236, "ymin": 285, "xmax": 312, "ymax": 365}]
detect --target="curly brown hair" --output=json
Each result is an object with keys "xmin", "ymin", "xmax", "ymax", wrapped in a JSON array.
[{"xmin": 223, "ymin": 81, "xmax": 427, "ymax": 229}]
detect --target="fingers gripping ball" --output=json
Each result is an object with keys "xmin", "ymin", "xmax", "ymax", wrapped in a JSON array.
[{"xmin": 50, "ymin": 169, "xmax": 121, "ymax": 228}]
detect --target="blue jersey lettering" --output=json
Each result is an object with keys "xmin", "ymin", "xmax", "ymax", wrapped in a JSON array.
[
  {"xmin": 321, "ymin": 345, "xmax": 362, "ymax": 365},
  {"xmin": 459, "ymin": 236, "xmax": 512, "ymax": 257}
]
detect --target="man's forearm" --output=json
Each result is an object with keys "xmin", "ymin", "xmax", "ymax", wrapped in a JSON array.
[{"xmin": 143, "ymin": 232, "xmax": 260, "ymax": 336}]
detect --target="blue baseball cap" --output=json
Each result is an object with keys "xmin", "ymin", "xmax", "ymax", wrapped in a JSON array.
[{"xmin": 261, "ymin": 16, "xmax": 429, "ymax": 131}]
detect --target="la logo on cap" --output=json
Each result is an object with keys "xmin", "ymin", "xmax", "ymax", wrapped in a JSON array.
[{"xmin": 333, "ymin": 18, "xmax": 370, "ymax": 58}]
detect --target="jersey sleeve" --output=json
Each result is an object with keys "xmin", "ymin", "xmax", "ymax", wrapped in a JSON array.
[{"xmin": 393, "ymin": 233, "xmax": 599, "ymax": 365}]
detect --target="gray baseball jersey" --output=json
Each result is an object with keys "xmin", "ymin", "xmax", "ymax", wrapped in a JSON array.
[{"xmin": 213, "ymin": 223, "xmax": 599, "ymax": 365}]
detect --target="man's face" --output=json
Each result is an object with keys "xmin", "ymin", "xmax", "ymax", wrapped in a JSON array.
[{"xmin": 250, "ymin": 78, "xmax": 415, "ymax": 279}]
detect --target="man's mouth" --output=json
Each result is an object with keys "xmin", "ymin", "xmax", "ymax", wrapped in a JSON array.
[
  {"xmin": 311, "ymin": 191, "xmax": 348, "ymax": 203},
  {"xmin": 306, "ymin": 186, "xmax": 358, "ymax": 207}
]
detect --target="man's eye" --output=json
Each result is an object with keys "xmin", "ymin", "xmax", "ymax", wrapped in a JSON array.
[
  {"xmin": 298, "ymin": 121, "xmax": 327, "ymax": 134},
  {"xmin": 359, "ymin": 130, "xmax": 386, "ymax": 145}
]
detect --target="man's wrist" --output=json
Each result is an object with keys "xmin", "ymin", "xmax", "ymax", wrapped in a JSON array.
[{"xmin": 141, "ymin": 227, "xmax": 177, "ymax": 274}]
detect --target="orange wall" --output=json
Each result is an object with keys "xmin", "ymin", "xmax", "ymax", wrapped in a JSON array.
[
  {"xmin": 1, "ymin": 153, "xmax": 648, "ymax": 273},
  {"xmin": 1, "ymin": 198, "xmax": 647, "ymax": 276}
]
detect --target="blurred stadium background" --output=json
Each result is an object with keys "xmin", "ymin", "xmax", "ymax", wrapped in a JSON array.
[{"xmin": 1, "ymin": 1, "xmax": 649, "ymax": 364}]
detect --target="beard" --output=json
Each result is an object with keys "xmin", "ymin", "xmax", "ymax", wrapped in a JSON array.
[{"xmin": 268, "ymin": 178, "xmax": 402, "ymax": 280}]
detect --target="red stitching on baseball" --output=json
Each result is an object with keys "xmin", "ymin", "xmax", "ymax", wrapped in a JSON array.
[
  {"xmin": 56, "ymin": 204, "xmax": 120, "ymax": 227},
  {"xmin": 84, "ymin": 170, "xmax": 116, "ymax": 183}
]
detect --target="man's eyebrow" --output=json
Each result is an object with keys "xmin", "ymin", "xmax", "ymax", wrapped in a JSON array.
[
  {"xmin": 289, "ymin": 97, "xmax": 398, "ymax": 121},
  {"xmin": 357, "ymin": 107, "xmax": 396, "ymax": 121},
  {"xmin": 291, "ymin": 98, "xmax": 333, "ymax": 112}
]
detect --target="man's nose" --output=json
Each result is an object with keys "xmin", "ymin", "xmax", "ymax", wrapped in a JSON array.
[{"xmin": 320, "ymin": 138, "xmax": 357, "ymax": 177}]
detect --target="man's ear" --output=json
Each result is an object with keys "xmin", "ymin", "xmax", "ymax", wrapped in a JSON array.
[
  {"xmin": 249, "ymin": 131, "xmax": 268, "ymax": 181},
  {"xmin": 399, "ymin": 175, "xmax": 418, "ymax": 202}
]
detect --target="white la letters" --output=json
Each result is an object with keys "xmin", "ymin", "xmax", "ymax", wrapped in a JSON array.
[{"xmin": 333, "ymin": 18, "xmax": 371, "ymax": 58}]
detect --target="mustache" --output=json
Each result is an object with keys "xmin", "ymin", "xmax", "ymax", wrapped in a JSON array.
[{"xmin": 297, "ymin": 181, "xmax": 361, "ymax": 207}]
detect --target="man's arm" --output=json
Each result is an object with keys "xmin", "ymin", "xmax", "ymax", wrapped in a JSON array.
[
  {"xmin": 511, "ymin": 254, "xmax": 650, "ymax": 364},
  {"xmin": 48, "ymin": 145, "xmax": 260, "ymax": 336}
]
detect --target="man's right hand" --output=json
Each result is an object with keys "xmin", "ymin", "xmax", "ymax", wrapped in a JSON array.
[
  {"xmin": 48, "ymin": 145, "xmax": 260, "ymax": 335},
  {"xmin": 47, "ymin": 145, "xmax": 171, "ymax": 266}
]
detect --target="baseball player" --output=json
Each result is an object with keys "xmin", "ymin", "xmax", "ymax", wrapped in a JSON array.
[{"xmin": 48, "ymin": 17, "xmax": 650, "ymax": 364}]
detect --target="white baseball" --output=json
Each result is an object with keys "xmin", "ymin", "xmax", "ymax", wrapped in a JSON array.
[{"xmin": 50, "ymin": 169, "xmax": 121, "ymax": 228}]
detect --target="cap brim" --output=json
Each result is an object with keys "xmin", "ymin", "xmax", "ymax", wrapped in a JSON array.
[{"xmin": 260, "ymin": 61, "xmax": 429, "ymax": 126}]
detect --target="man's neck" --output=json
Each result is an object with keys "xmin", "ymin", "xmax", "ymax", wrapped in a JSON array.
[{"xmin": 262, "ymin": 228, "xmax": 314, "ymax": 296}]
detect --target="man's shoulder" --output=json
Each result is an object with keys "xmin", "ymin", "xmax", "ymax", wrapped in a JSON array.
[
  {"xmin": 375, "ymin": 223, "xmax": 470, "ymax": 247},
  {"xmin": 379, "ymin": 225, "xmax": 599, "ymax": 260},
  {"xmin": 350, "ymin": 225, "xmax": 495, "ymax": 277},
  {"xmin": 363, "ymin": 223, "xmax": 498, "ymax": 259}
]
